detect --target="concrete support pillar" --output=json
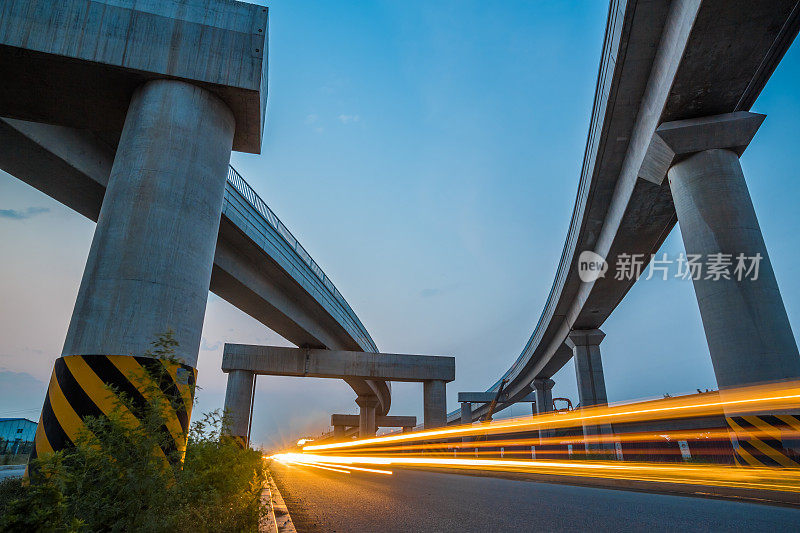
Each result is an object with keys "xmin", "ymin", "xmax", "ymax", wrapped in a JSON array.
[
  {"xmin": 668, "ymin": 149, "xmax": 800, "ymax": 387},
  {"xmin": 356, "ymin": 396, "xmax": 378, "ymax": 438},
  {"xmin": 31, "ymin": 80, "xmax": 235, "ymax": 466},
  {"xmin": 460, "ymin": 402, "xmax": 472, "ymax": 425},
  {"xmin": 533, "ymin": 378, "xmax": 555, "ymax": 445},
  {"xmin": 568, "ymin": 330, "xmax": 608, "ymax": 407},
  {"xmin": 460, "ymin": 401, "xmax": 472, "ymax": 444},
  {"xmin": 61, "ymin": 79, "xmax": 235, "ymax": 366},
  {"xmin": 669, "ymin": 148, "xmax": 800, "ymax": 467},
  {"xmin": 333, "ymin": 425, "xmax": 346, "ymax": 440},
  {"xmin": 566, "ymin": 330, "xmax": 614, "ymax": 454},
  {"xmin": 402, "ymin": 426, "xmax": 413, "ymax": 433},
  {"xmin": 423, "ymin": 380, "xmax": 447, "ymax": 429},
  {"xmin": 223, "ymin": 370, "xmax": 255, "ymax": 446}
]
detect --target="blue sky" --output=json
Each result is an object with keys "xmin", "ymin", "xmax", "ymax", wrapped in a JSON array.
[{"xmin": 2, "ymin": 1, "xmax": 800, "ymax": 449}]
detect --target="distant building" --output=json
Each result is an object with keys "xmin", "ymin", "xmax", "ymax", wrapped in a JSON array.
[{"xmin": 0, "ymin": 418, "xmax": 37, "ymax": 455}]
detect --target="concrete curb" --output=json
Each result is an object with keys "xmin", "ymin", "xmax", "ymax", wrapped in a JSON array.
[{"xmin": 260, "ymin": 470, "xmax": 296, "ymax": 533}]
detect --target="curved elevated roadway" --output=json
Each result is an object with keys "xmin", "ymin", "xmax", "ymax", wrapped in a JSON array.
[
  {"xmin": 0, "ymin": 119, "xmax": 390, "ymax": 415},
  {"xmin": 449, "ymin": 0, "xmax": 800, "ymax": 423}
]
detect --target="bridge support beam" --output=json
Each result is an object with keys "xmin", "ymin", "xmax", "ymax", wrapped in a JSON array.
[
  {"xmin": 356, "ymin": 396, "xmax": 379, "ymax": 438},
  {"xmin": 649, "ymin": 113, "xmax": 800, "ymax": 466},
  {"xmin": 223, "ymin": 370, "xmax": 256, "ymax": 447},
  {"xmin": 31, "ymin": 80, "xmax": 235, "ymax": 465},
  {"xmin": 62, "ymin": 80, "xmax": 235, "ymax": 366},
  {"xmin": 460, "ymin": 401, "xmax": 473, "ymax": 443},
  {"xmin": 567, "ymin": 330, "xmax": 615, "ymax": 455},
  {"xmin": 333, "ymin": 425, "xmax": 346, "ymax": 440},
  {"xmin": 533, "ymin": 378, "xmax": 555, "ymax": 445},
  {"xmin": 668, "ymin": 146, "xmax": 800, "ymax": 467},
  {"xmin": 460, "ymin": 402, "xmax": 472, "ymax": 425},
  {"xmin": 669, "ymin": 147, "xmax": 800, "ymax": 387},
  {"xmin": 331, "ymin": 414, "xmax": 417, "ymax": 430},
  {"xmin": 424, "ymin": 380, "xmax": 447, "ymax": 429}
]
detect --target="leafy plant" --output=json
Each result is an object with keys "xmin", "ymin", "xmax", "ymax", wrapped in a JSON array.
[{"xmin": 0, "ymin": 333, "xmax": 266, "ymax": 532}]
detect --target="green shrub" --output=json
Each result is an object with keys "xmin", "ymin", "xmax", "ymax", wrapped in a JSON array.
[{"xmin": 0, "ymin": 333, "xmax": 266, "ymax": 532}]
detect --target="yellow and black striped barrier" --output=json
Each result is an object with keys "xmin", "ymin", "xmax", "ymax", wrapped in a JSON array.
[
  {"xmin": 29, "ymin": 354, "xmax": 197, "ymax": 469},
  {"xmin": 728, "ymin": 413, "xmax": 800, "ymax": 468}
]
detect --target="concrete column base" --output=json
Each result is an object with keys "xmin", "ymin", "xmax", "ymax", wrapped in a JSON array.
[
  {"xmin": 61, "ymin": 80, "xmax": 235, "ymax": 367},
  {"xmin": 355, "ymin": 396, "xmax": 378, "ymax": 438},
  {"xmin": 669, "ymin": 148, "xmax": 800, "ymax": 386},
  {"xmin": 460, "ymin": 401, "xmax": 473, "ymax": 443},
  {"xmin": 533, "ymin": 378, "xmax": 555, "ymax": 445},
  {"xmin": 567, "ymin": 330, "xmax": 615, "ymax": 455},
  {"xmin": 223, "ymin": 369, "xmax": 255, "ymax": 447},
  {"xmin": 669, "ymin": 146, "xmax": 800, "ymax": 467},
  {"xmin": 424, "ymin": 380, "xmax": 447, "ymax": 429}
]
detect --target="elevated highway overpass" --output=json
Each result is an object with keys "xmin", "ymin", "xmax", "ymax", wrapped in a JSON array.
[
  {"xmin": 0, "ymin": 117, "xmax": 391, "ymax": 417},
  {"xmin": 0, "ymin": 0, "xmax": 396, "ymax": 457},
  {"xmin": 450, "ymin": 0, "xmax": 800, "ymax": 442}
]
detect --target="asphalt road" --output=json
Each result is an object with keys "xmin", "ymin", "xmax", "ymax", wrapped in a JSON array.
[{"xmin": 269, "ymin": 463, "xmax": 800, "ymax": 532}]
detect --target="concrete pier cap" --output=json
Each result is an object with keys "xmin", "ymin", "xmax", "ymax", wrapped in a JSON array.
[
  {"xmin": 330, "ymin": 414, "xmax": 417, "ymax": 429},
  {"xmin": 0, "ymin": 0, "xmax": 269, "ymax": 153}
]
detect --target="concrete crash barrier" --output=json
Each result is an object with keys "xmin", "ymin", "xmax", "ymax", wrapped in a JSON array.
[{"xmin": 29, "ymin": 355, "xmax": 197, "ymax": 469}]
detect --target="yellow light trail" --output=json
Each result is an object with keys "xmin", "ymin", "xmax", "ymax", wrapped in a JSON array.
[
  {"xmin": 326, "ymin": 464, "xmax": 393, "ymax": 475},
  {"xmin": 271, "ymin": 452, "xmax": 800, "ymax": 493},
  {"xmin": 289, "ymin": 460, "xmax": 351, "ymax": 474},
  {"xmin": 341, "ymin": 428, "xmax": 798, "ymax": 456},
  {"xmin": 267, "ymin": 383, "xmax": 800, "ymax": 492},
  {"xmin": 302, "ymin": 382, "xmax": 800, "ymax": 453},
  {"xmin": 275, "ymin": 455, "xmax": 394, "ymax": 475}
]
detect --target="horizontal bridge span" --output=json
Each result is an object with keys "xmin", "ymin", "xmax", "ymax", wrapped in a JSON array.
[
  {"xmin": 222, "ymin": 344, "xmax": 455, "ymax": 383},
  {"xmin": 330, "ymin": 414, "xmax": 416, "ymax": 428},
  {"xmin": 458, "ymin": 392, "xmax": 535, "ymax": 403}
]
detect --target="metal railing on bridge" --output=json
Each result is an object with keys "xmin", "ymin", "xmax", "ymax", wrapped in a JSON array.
[{"xmin": 225, "ymin": 166, "xmax": 377, "ymax": 352}]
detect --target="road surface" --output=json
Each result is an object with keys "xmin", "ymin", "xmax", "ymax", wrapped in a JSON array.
[{"xmin": 269, "ymin": 463, "xmax": 800, "ymax": 532}]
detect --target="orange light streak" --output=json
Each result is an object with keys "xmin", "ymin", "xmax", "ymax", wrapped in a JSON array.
[
  {"xmin": 323, "ymin": 464, "xmax": 393, "ymax": 475},
  {"xmin": 288, "ymin": 460, "xmax": 351, "ymax": 474},
  {"xmin": 302, "ymin": 382, "xmax": 800, "ymax": 453},
  {"xmin": 338, "ymin": 428, "xmax": 795, "ymax": 456},
  {"xmin": 271, "ymin": 452, "xmax": 800, "ymax": 493}
]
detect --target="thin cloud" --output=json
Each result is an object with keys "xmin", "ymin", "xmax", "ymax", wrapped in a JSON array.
[
  {"xmin": 0, "ymin": 207, "xmax": 49, "ymax": 220},
  {"xmin": 305, "ymin": 114, "xmax": 324, "ymax": 133},
  {"xmin": 337, "ymin": 114, "xmax": 360, "ymax": 124},
  {"xmin": 420, "ymin": 282, "xmax": 461, "ymax": 298}
]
